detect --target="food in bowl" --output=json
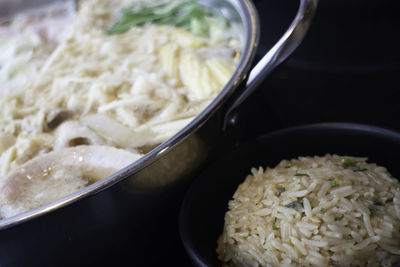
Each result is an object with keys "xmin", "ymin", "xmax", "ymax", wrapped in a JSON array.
[
  {"xmin": 217, "ymin": 154, "xmax": 400, "ymax": 266},
  {"xmin": 0, "ymin": 0, "xmax": 242, "ymax": 219}
]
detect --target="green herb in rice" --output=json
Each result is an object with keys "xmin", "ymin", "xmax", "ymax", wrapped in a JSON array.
[
  {"xmin": 342, "ymin": 158, "xmax": 357, "ymax": 168},
  {"xmin": 354, "ymin": 167, "xmax": 367, "ymax": 172},
  {"xmin": 277, "ymin": 187, "xmax": 285, "ymax": 196},
  {"xmin": 217, "ymin": 154, "xmax": 400, "ymax": 267},
  {"xmin": 294, "ymin": 173, "xmax": 310, "ymax": 177},
  {"xmin": 342, "ymin": 158, "xmax": 368, "ymax": 172},
  {"xmin": 285, "ymin": 201, "xmax": 303, "ymax": 210}
]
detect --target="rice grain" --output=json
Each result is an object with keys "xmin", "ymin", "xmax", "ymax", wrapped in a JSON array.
[{"xmin": 217, "ymin": 154, "xmax": 400, "ymax": 266}]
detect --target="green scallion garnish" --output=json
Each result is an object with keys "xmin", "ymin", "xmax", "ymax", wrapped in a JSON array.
[
  {"xmin": 342, "ymin": 158, "xmax": 357, "ymax": 168},
  {"xmin": 278, "ymin": 187, "xmax": 285, "ymax": 196},
  {"xmin": 285, "ymin": 201, "xmax": 303, "ymax": 210},
  {"xmin": 106, "ymin": 0, "xmax": 228, "ymax": 37},
  {"xmin": 294, "ymin": 173, "xmax": 310, "ymax": 177},
  {"xmin": 354, "ymin": 167, "xmax": 367, "ymax": 172}
]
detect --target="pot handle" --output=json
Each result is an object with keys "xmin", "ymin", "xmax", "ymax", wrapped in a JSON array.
[{"xmin": 223, "ymin": 0, "xmax": 318, "ymax": 130}]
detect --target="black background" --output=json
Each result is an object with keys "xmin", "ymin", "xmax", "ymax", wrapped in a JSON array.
[{"xmin": 243, "ymin": 0, "xmax": 400, "ymax": 139}]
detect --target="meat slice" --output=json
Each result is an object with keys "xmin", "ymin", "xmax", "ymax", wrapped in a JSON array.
[{"xmin": 0, "ymin": 145, "xmax": 142, "ymax": 219}]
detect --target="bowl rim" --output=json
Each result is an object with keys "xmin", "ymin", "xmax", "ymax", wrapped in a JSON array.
[{"xmin": 179, "ymin": 122, "xmax": 400, "ymax": 266}]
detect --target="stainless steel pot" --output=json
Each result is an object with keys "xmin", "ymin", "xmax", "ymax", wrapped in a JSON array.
[{"xmin": 0, "ymin": 0, "xmax": 317, "ymax": 265}]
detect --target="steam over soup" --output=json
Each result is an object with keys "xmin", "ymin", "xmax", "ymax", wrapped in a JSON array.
[{"xmin": 0, "ymin": 0, "xmax": 242, "ymax": 219}]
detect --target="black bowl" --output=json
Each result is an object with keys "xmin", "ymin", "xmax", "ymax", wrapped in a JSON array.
[{"xmin": 179, "ymin": 123, "xmax": 400, "ymax": 266}]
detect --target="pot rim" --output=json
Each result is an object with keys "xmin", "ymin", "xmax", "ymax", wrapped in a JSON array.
[{"xmin": 0, "ymin": 0, "xmax": 260, "ymax": 230}]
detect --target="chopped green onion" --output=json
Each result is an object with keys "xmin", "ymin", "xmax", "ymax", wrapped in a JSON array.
[
  {"xmin": 342, "ymin": 158, "xmax": 368, "ymax": 172},
  {"xmin": 354, "ymin": 167, "xmax": 367, "ymax": 172},
  {"xmin": 106, "ymin": 0, "xmax": 228, "ymax": 36},
  {"xmin": 278, "ymin": 188, "xmax": 285, "ymax": 196},
  {"xmin": 285, "ymin": 201, "xmax": 303, "ymax": 210},
  {"xmin": 334, "ymin": 217, "xmax": 342, "ymax": 221},
  {"xmin": 342, "ymin": 158, "xmax": 357, "ymax": 168},
  {"xmin": 272, "ymin": 224, "xmax": 280, "ymax": 230},
  {"xmin": 331, "ymin": 180, "xmax": 337, "ymax": 187},
  {"xmin": 320, "ymin": 208, "xmax": 327, "ymax": 213},
  {"xmin": 294, "ymin": 173, "xmax": 310, "ymax": 177}
]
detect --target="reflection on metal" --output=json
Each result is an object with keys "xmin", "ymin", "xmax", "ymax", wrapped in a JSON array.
[
  {"xmin": 125, "ymin": 134, "xmax": 207, "ymax": 188},
  {"xmin": 0, "ymin": 0, "xmax": 314, "ymax": 231},
  {"xmin": 223, "ymin": 0, "xmax": 319, "ymax": 131},
  {"xmin": 156, "ymin": 147, "xmax": 169, "ymax": 157},
  {"xmin": 0, "ymin": 0, "xmax": 76, "ymax": 19}
]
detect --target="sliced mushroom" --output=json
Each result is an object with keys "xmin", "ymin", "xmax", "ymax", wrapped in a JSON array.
[
  {"xmin": 0, "ymin": 145, "xmax": 142, "ymax": 219},
  {"xmin": 44, "ymin": 108, "xmax": 74, "ymax": 131},
  {"xmin": 0, "ymin": 134, "xmax": 16, "ymax": 154},
  {"xmin": 81, "ymin": 114, "xmax": 155, "ymax": 148},
  {"xmin": 53, "ymin": 120, "xmax": 107, "ymax": 150}
]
